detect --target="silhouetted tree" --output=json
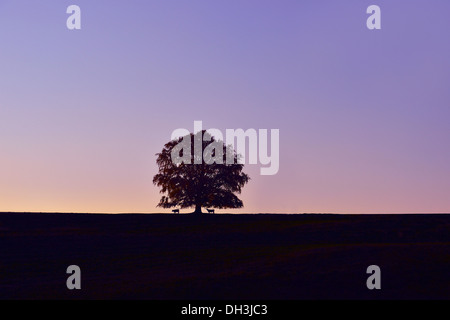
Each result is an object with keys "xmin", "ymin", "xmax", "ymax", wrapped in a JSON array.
[{"xmin": 153, "ymin": 131, "xmax": 250, "ymax": 214}]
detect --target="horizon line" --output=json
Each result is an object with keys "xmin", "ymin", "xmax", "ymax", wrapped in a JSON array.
[{"xmin": 1, "ymin": 211, "xmax": 449, "ymax": 215}]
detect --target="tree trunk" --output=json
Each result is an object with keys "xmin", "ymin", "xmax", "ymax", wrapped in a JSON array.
[{"xmin": 193, "ymin": 204, "xmax": 202, "ymax": 214}]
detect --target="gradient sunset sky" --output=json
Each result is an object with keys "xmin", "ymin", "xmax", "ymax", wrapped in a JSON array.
[{"xmin": 1, "ymin": 0, "xmax": 449, "ymax": 213}]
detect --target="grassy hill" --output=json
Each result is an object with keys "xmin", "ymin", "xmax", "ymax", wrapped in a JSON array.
[{"xmin": 0, "ymin": 213, "xmax": 449, "ymax": 299}]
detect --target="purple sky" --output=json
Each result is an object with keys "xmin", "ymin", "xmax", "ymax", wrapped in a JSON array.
[{"xmin": 1, "ymin": 0, "xmax": 449, "ymax": 213}]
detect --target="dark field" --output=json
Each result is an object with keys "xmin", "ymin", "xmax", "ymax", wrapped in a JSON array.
[{"xmin": 0, "ymin": 213, "xmax": 449, "ymax": 300}]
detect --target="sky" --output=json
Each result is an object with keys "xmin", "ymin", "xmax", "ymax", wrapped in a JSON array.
[{"xmin": 0, "ymin": 0, "xmax": 449, "ymax": 213}]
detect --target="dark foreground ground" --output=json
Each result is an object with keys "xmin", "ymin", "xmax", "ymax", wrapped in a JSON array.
[{"xmin": 0, "ymin": 213, "xmax": 449, "ymax": 300}]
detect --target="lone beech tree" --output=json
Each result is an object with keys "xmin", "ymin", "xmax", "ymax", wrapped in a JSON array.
[{"xmin": 153, "ymin": 130, "xmax": 250, "ymax": 214}]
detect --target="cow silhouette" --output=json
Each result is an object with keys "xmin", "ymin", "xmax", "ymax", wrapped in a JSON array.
[
  {"xmin": 207, "ymin": 209, "xmax": 215, "ymax": 214},
  {"xmin": 172, "ymin": 209, "xmax": 180, "ymax": 214}
]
